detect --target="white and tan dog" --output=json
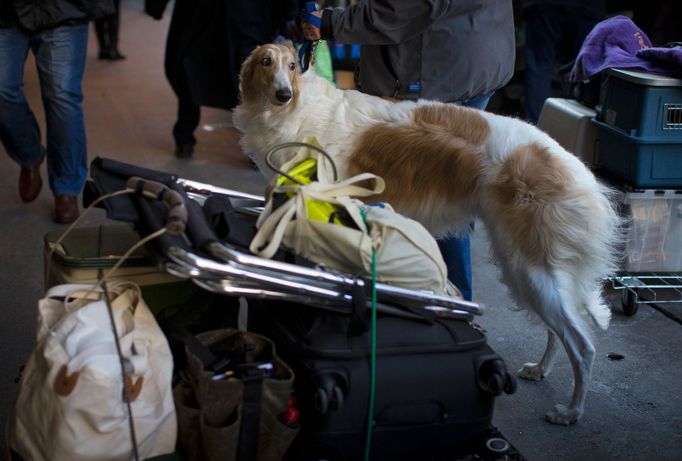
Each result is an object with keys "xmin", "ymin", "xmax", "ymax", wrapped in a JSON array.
[{"xmin": 233, "ymin": 43, "xmax": 621, "ymax": 425}]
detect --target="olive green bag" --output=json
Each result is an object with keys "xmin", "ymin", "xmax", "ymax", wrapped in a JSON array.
[{"xmin": 173, "ymin": 329, "xmax": 298, "ymax": 461}]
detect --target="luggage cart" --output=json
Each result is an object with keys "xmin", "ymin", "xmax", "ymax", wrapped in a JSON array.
[
  {"xmin": 608, "ymin": 273, "xmax": 682, "ymax": 316},
  {"xmin": 607, "ymin": 187, "xmax": 682, "ymax": 316},
  {"xmin": 83, "ymin": 157, "xmax": 525, "ymax": 461}
]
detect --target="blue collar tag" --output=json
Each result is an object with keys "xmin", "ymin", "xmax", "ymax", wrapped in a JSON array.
[{"xmin": 408, "ymin": 81, "xmax": 421, "ymax": 93}]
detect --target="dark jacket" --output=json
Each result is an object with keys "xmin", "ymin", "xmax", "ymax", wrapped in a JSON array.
[
  {"xmin": 522, "ymin": 0, "xmax": 606, "ymax": 20},
  {"xmin": 320, "ymin": 0, "xmax": 515, "ymax": 102},
  {"xmin": 0, "ymin": 0, "xmax": 114, "ymax": 30},
  {"xmin": 146, "ymin": 0, "xmax": 299, "ymax": 110}
]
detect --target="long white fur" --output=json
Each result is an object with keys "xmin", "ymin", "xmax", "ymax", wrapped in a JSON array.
[{"xmin": 233, "ymin": 44, "xmax": 621, "ymax": 425}]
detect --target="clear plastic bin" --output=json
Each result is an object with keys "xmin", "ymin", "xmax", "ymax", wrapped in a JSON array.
[{"xmin": 622, "ymin": 189, "xmax": 682, "ymax": 272}]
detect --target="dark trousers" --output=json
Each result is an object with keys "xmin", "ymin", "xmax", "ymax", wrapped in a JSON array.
[
  {"xmin": 523, "ymin": 5, "xmax": 599, "ymax": 124},
  {"xmin": 94, "ymin": 0, "xmax": 122, "ymax": 57},
  {"xmin": 172, "ymin": 72, "xmax": 201, "ymax": 148}
]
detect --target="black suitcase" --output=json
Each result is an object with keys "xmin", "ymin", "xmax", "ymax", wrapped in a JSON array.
[{"xmin": 249, "ymin": 300, "xmax": 516, "ymax": 461}]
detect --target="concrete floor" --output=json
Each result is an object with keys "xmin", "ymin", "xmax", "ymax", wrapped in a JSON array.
[{"xmin": 1, "ymin": 2, "xmax": 682, "ymax": 460}]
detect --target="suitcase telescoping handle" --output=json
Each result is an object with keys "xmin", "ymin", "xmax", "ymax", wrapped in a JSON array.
[{"xmin": 127, "ymin": 177, "xmax": 188, "ymax": 236}]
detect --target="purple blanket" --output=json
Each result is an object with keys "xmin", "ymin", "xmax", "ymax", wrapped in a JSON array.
[{"xmin": 570, "ymin": 15, "xmax": 682, "ymax": 82}]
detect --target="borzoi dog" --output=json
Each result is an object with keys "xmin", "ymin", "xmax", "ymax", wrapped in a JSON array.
[{"xmin": 233, "ymin": 43, "xmax": 621, "ymax": 425}]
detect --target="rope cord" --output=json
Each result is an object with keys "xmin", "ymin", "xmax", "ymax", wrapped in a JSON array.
[
  {"xmin": 360, "ymin": 207, "xmax": 377, "ymax": 461},
  {"xmin": 264, "ymin": 141, "xmax": 339, "ymax": 183},
  {"xmin": 101, "ymin": 280, "xmax": 140, "ymax": 461}
]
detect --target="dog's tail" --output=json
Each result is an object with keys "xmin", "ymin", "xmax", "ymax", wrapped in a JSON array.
[
  {"xmin": 578, "ymin": 181, "xmax": 624, "ymax": 330},
  {"xmin": 492, "ymin": 144, "xmax": 624, "ymax": 330}
]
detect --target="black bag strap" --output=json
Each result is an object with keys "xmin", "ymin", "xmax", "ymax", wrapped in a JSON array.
[
  {"xmin": 349, "ymin": 278, "xmax": 368, "ymax": 334},
  {"xmin": 164, "ymin": 323, "xmax": 231, "ymax": 373},
  {"xmin": 237, "ymin": 377, "xmax": 264, "ymax": 461}
]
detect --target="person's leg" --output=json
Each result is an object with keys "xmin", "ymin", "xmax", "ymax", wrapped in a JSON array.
[
  {"xmin": 0, "ymin": 27, "xmax": 44, "ymax": 167},
  {"xmin": 568, "ymin": 15, "xmax": 599, "ymax": 62},
  {"xmin": 523, "ymin": 5, "xmax": 564, "ymax": 124},
  {"xmin": 32, "ymin": 24, "xmax": 89, "ymax": 221},
  {"xmin": 436, "ymin": 91, "xmax": 494, "ymax": 301},
  {"xmin": 107, "ymin": 0, "xmax": 125, "ymax": 60},
  {"xmin": 172, "ymin": 69, "xmax": 201, "ymax": 157},
  {"xmin": 0, "ymin": 27, "xmax": 46, "ymax": 202},
  {"xmin": 438, "ymin": 235, "xmax": 472, "ymax": 300},
  {"xmin": 94, "ymin": 15, "xmax": 110, "ymax": 58},
  {"xmin": 459, "ymin": 91, "xmax": 494, "ymax": 111}
]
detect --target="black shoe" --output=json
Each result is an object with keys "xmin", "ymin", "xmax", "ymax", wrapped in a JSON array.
[
  {"xmin": 175, "ymin": 144, "xmax": 194, "ymax": 158},
  {"xmin": 107, "ymin": 49, "xmax": 126, "ymax": 60},
  {"xmin": 98, "ymin": 49, "xmax": 126, "ymax": 60}
]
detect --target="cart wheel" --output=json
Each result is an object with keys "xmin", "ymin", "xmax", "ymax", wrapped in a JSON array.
[{"xmin": 621, "ymin": 289, "xmax": 639, "ymax": 316}]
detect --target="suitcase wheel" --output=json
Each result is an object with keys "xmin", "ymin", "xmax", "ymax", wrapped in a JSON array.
[
  {"xmin": 313, "ymin": 372, "xmax": 347, "ymax": 414},
  {"xmin": 477, "ymin": 358, "xmax": 517, "ymax": 396}
]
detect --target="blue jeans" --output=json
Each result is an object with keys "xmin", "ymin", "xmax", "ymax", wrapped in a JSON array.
[
  {"xmin": 437, "ymin": 91, "xmax": 493, "ymax": 301},
  {"xmin": 0, "ymin": 24, "xmax": 89, "ymax": 196}
]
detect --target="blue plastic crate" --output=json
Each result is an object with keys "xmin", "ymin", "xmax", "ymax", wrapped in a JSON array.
[
  {"xmin": 594, "ymin": 119, "xmax": 682, "ymax": 188},
  {"xmin": 598, "ymin": 69, "xmax": 682, "ymax": 139}
]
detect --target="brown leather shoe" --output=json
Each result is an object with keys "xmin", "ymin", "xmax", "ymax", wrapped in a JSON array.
[
  {"xmin": 54, "ymin": 195, "xmax": 79, "ymax": 224},
  {"xmin": 19, "ymin": 156, "xmax": 44, "ymax": 202}
]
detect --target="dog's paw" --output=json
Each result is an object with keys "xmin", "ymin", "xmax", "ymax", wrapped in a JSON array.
[
  {"xmin": 517, "ymin": 362, "xmax": 545, "ymax": 381},
  {"xmin": 545, "ymin": 404, "xmax": 580, "ymax": 425}
]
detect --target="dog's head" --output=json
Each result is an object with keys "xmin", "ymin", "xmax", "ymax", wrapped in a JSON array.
[{"xmin": 239, "ymin": 43, "xmax": 299, "ymax": 110}]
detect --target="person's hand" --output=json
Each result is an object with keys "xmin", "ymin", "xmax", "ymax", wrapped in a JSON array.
[
  {"xmin": 282, "ymin": 19, "xmax": 302, "ymax": 43},
  {"xmin": 302, "ymin": 10, "xmax": 322, "ymax": 41}
]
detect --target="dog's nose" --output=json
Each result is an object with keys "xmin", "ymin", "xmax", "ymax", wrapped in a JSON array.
[{"xmin": 275, "ymin": 88, "xmax": 292, "ymax": 103}]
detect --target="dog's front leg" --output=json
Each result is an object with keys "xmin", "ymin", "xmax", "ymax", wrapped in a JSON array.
[{"xmin": 518, "ymin": 329, "xmax": 559, "ymax": 381}]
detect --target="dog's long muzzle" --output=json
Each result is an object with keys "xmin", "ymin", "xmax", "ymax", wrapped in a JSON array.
[{"xmin": 275, "ymin": 88, "xmax": 292, "ymax": 104}]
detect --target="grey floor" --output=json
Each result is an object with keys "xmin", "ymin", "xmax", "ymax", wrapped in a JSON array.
[{"xmin": 1, "ymin": 3, "xmax": 681, "ymax": 460}]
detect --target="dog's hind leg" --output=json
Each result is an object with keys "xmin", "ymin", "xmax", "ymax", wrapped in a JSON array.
[
  {"xmin": 518, "ymin": 329, "xmax": 560, "ymax": 381},
  {"xmin": 527, "ymin": 269, "xmax": 596, "ymax": 425}
]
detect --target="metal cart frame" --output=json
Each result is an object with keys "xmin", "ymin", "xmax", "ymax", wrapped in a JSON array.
[{"xmin": 608, "ymin": 273, "xmax": 682, "ymax": 316}]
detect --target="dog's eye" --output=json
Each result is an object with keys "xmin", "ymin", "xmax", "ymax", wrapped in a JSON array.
[
  {"xmin": 289, "ymin": 62, "xmax": 295, "ymax": 71},
  {"xmin": 261, "ymin": 57, "xmax": 272, "ymax": 66}
]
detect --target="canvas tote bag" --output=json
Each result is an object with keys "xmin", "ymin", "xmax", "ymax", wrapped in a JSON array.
[
  {"xmin": 250, "ymin": 139, "xmax": 460, "ymax": 297},
  {"xmin": 8, "ymin": 281, "xmax": 177, "ymax": 461}
]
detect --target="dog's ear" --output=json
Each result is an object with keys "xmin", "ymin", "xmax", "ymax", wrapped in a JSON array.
[{"xmin": 239, "ymin": 47, "xmax": 259, "ymax": 103}]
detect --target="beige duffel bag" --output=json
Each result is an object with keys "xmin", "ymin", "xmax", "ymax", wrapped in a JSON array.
[{"xmin": 250, "ymin": 138, "xmax": 460, "ymax": 298}]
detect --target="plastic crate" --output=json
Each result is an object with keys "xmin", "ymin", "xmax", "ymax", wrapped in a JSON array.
[
  {"xmin": 598, "ymin": 68, "xmax": 682, "ymax": 139},
  {"xmin": 594, "ymin": 119, "xmax": 682, "ymax": 188},
  {"xmin": 44, "ymin": 223, "xmax": 193, "ymax": 314},
  {"xmin": 621, "ymin": 189, "xmax": 682, "ymax": 273},
  {"xmin": 537, "ymin": 98, "xmax": 598, "ymax": 166}
]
